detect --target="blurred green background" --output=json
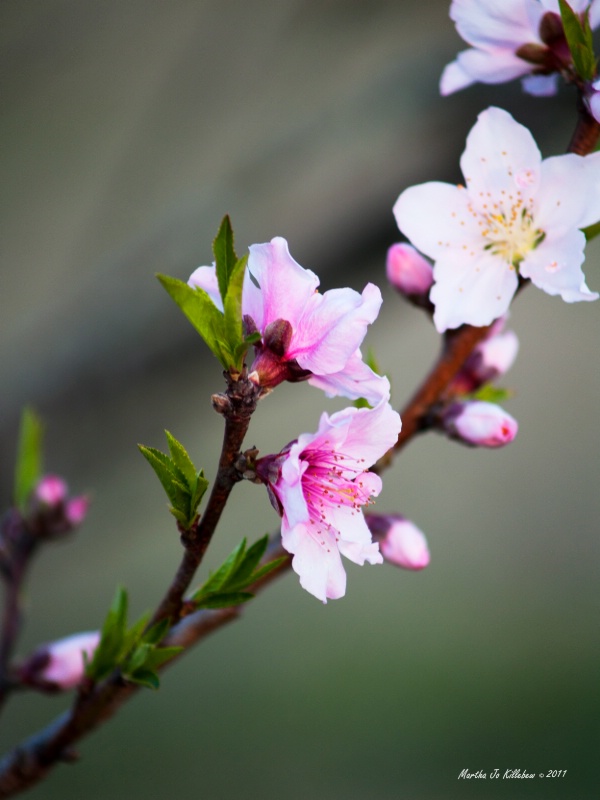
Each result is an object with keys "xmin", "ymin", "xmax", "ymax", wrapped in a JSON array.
[{"xmin": 1, "ymin": 1, "xmax": 598, "ymax": 798}]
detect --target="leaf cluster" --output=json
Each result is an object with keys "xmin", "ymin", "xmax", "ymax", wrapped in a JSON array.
[
  {"xmin": 138, "ymin": 431, "xmax": 209, "ymax": 529},
  {"xmin": 158, "ymin": 215, "xmax": 258, "ymax": 372},
  {"xmin": 559, "ymin": 0, "xmax": 596, "ymax": 81},
  {"xmin": 13, "ymin": 408, "xmax": 44, "ymax": 512},
  {"xmin": 191, "ymin": 535, "xmax": 286, "ymax": 609},
  {"xmin": 86, "ymin": 588, "xmax": 182, "ymax": 690}
]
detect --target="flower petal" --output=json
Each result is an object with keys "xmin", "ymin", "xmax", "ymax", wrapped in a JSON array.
[
  {"xmin": 188, "ymin": 264, "xmax": 223, "ymax": 311},
  {"xmin": 431, "ymin": 251, "xmax": 518, "ymax": 331},
  {"xmin": 244, "ymin": 238, "xmax": 319, "ymax": 332},
  {"xmin": 460, "ymin": 107, "xmax": 541, "ymax": 201},
  {"xmin": 283, "ymin": 523, "xmax": 347, "ymax": 603},
  {"xmin": 440, "ymin": 54, "xmax": 477, "ymax": 95},
  {"xmin": 307, "ymin": 350, "xmax": 391, "ymax": 405},
  {"xmin": 520, "ymin": 230, "xmax": 598, "ymax": 301},
  {"xmin": 289, "ymin": 283, "xmax": 383, "ymax": 375}
]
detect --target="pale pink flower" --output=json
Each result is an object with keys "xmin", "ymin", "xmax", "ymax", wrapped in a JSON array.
[
  {"xmin": 386, "ymin": 242, "xmax": 434, "ymax": 296},
  {"xmin": 189, "ymin": 237, "xmax": 389, "ymax": 405},
  {"xmin": 442, "ymin": 400, "xmax": 518, "ymax": 447},
  {"xmin": 20, "ymin": 631, "xmax": 100, "ymax": 690},
  {"xmin": 367, "ymin": 514, "xmax": 430, "ymax": 570},
  {"xmin": 257, "ymin": 402, "xmax": 401, "ymax": 602},
  {"xmin": 441, "ymin": 0, "xmax": 600, "ymax": 96},
  {"xmin": 452, "ymin": 320, "xmax": 519, "ymax": 394},
  {"xmin": 65, "ymin": 495, "xmax": 90, "ymax": 526},
  {"xmin": 394, "ymin": 107, "xmax": 600, "ymax": 332}
]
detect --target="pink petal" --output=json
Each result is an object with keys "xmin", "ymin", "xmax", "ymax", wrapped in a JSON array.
[
  {"xmin": 284, "ymin": 523, "xmax": 347, "ymax": 603},
  {"xmin": 520, "ymin": 231, "xmax": 598, "ymax": 302},
  {"xmin": 307, "ymin": 350, "xmax": 391, "ymax": 405},
  {"xmin": 289, "ymin": 283, "xmax": 383, "ymax": 376},
  {"xmin": 187, "ymin": 264, "xmax": 222, "ymax": 311},
  {"xmin": 244, "ymin": 238, "xmax": 319, "ymax": 333}
]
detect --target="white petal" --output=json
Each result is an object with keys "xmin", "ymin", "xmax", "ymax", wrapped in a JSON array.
[
  {"xmin": 536, "ymin": 154, "xmax": 600, "ymax": 232},
  {"xmin": 283, "ymin": 523, "xmax": 347, "ymax": 603},
  {"xmin": 521, "ymin": 74, "xmax": 558, "ymax": 96},
  {"xmin": 520, "ymin": 231, "xmax": 598, "ymax": 301},
  {"xmin": 455, "ymin": 47, "xmax": 534, "ymax": 84},
  {"xmin": 451, "ymin": 0, "xmax": 544, "ymax": 48},
  {"xmin": 440, "ymin": 55, "xmax": 476, "ymax": 95},
  {"xmin": 394, "ymin": 182, "xmax": 479, "ymax": 260},
  {"xmin": 431, "ymin": 251, "xmax": 518, "ymax": 331},
  {"xmin": 460, "ymin": 107, "xmax": 541, "ymax": 201},
  {"xmin": 307, "ymin": 350, "xmax": 391, "ymax": 405}
]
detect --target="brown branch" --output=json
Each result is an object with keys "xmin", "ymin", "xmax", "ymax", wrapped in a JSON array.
[
  {"xmin": 150, "ymin": 370, "xmax": 260, "ymax": 627},
  {"xmin": 567, "ymin": 96, "xmax": 600, "ymax": 155},
  {"xmin": 0, "ymin": 544, "xmax": 291, "ymax": 798}
]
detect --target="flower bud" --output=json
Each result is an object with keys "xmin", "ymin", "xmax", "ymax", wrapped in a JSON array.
[
  {"xmin": 34, "ymin": 475, "xmax": 68, "ymax": 507},
  {"xmin": 442, "ymin": 401, "xmax": 518, "ymax": 448},
  {"xmin": 386, "ymin": 243, "xmax": 433, "ymax": 297},
  {"xmin": 367, "ymin": 513, "xmax": 430, "ymax": 570},
  {"xmin": 19, "ymin": 631, "xmax": 100, "ymax": 691},
  {"xmin": 65, "ymin": 495, "xmax": 90, "ymax": 527}
]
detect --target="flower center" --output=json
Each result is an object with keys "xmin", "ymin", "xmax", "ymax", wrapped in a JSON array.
[
  {"xmin": 474, "ymin": 190, "xmax": 545, "ymax": 269},
  {"xmin": 301, "ymin": 447, "xmax": 372, "ymax": 540}
]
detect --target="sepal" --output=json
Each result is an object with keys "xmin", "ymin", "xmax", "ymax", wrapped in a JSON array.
[
  {"xmin": 14, "ymin": 408, "xmax": 44, "ymax": 512},
  {"xmin": 558, "ymin": 0, "xmax": 596, "ymax": 81}
]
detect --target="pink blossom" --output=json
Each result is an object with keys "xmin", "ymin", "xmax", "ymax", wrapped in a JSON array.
[
  {"xmin": 452, "ymin": 320, "xmax": 519, "ymax": 394},
  {"xmin": 367, "ymin": 514, "xmax": 430, "ymax": 570},
  {"xmin": 35, "ymin": 475, "xmax": 68, "ymax": 507},
  {"xmin": 65, "ymin": 495, "xmax": 90, "ymax": 526},
  {"xmin": 394, "ymin": 107, "xmax": 600, "ymax": 332},
  {"xmin": 442, "ymin": 401, "xmax": 518, "ymax": 448},
  {"xmin": 257, "ymin": 402, "xmax": 401, "ymax": 602},
  {"xmin": 386, "ymin": 243, "xmax": 434, "ymax": 297},
  {"xmin": 441, "ymin": 0, "xmax": 600, "ymax": 96},
  {"xmin": 21, "ymin": 631, "xmax": 100, "ymax": 690},
  {"xmin": 189, "ymin": 238, "xmax": 389, "ymax": 405}
]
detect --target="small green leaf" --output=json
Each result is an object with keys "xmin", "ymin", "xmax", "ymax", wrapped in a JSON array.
[
  {"xmin": 472, "ymin": 385, "xmax": 512, "ymax": 403},
  {"xmin": 86, "ymin": 587, "xmax": 129, "ymax": 681},
  {"xmin": 138, "ymin": 445, "xmax": 190, "ymax": 513},
  {"xmin": 14, "ymin": 408, "xmax": 44, "ymax": 511},
  {"xmin": 158, "ymin": 274, "xmax": 230, "ymax": 368},
  {"xmin": 558, "ymin": 0, "xmax": 596, "ymax": 80},
  {"xmin": 165, "ymin": 431, "xmax": 196, "ymax": 488},
  {"xmin": 213, "ymin": 215, "xmax": 238, "ymax": 304},
  {"xmin": 195, "ymin": 539, "xmax": 247, "ymax": 598},
  {"xmin": 142, "ymin": 646, "xmax": 183, "ymax": 671},
  {"xmin": 142, "ymin": 618, "xmax": 171, "ymax": 647},
  {"xmin": 195, "ymin": 591, "xmax": 254, "ymax": 609},
  {"xmin": 190, "ymin": 471, "xmax": 209, "ymax": 511},
  {"xmin": 222, "ymin": 254, "xmax": 248, "ymax": 371},
  {"xmin": 242, "ymin": 556, "xmax": 288, "ymax": 586},
  {"xmin": 126, "ymin": 668, "xmax": 161, "ymax": 690},
  {"xmin": 227, "ymin": 534, "xmax": 268, "ymax": 588}
]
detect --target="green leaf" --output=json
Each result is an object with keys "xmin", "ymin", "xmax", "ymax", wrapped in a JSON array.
[
  {"xmin": 86, "ymin": 587, "xmax": 129, "ymax": 681},
  {"xmin": 558, "ymin": 0, "xmax": 596, "ymax": 80},
  {"xmin": 213, "ymin": 215, "xmax": 238, "ymax": 304},
  {"xmin": 241, "ymin": 556, "xmax": 288, "ymax": 586},
  {"xmin": 142, "ymin": 646, "xmax": 182, "ymax": 671},
  {"xmin": 158, "ymin": 274, "xmax": 230, "ymax": 368},
  {"xmin": 195, "ymin": 592, "xmax": 254, "ymax": 609},
  {"xmin": 165, "ymin": 431, "xmax": 196, "ymax": 488},
  {"xmin": 126, "ymin": 668, "xmax": 161, "ymax": 690},
  {"xmin": 471, "ymin": 385, "xmax": 512, "ymax": 403},
  {"xmin": 190, "ymin": 471, "xmax": 209, "ymax": 511},
  {"xmin": 14, "ymin": 408, "xmax": 44, "ymax": 511},
  {"xmin": 142, "ymin": 618, "xmax": 171, "ymax": 647},
  {"xmin": 222, "ymin": 254, "xmax": 248, "ymax": 371},
  {"xmin": 138, "ymin": 445, "xmax": 190, "ymax": 514},
  {"xmin": 227, "ymin": 534, "xmax": 268, "ymax": 588},
  {"xmin": 196, "ymin": 539, "xmax": 248, "ymax": 598}
]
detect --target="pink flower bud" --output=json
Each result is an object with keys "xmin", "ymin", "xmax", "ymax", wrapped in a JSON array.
[
  {"xmin": 20, "ymin": 631, "xmax": 100, "ymax": 691},
  {"xmin": 367, "ymin": 513, "xmax": 430, "ymax": 570},
  {"xmin": 65, "ymin": 495, "xmax": 89, "ymax": 527},
  {"xmin": 474, "ymin": 330, "xmax": 519, "ymax": 381},
  {"xmin": 34, "ymin": 475, "xmax": 68, "ymax": 507},
  {"xmin": 443, "ymin": 401, "xmax": 518, "ymax": 448},
  {"xmin": 386, "ymin": 243, "xmax": 433, "ymax": 296}
]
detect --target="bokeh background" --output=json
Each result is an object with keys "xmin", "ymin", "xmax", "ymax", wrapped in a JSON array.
[{"xmin": 1, "ymin": 1, "xmax": 599, "ymax": 798}]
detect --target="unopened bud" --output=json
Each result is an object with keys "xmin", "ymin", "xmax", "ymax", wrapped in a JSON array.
[
  {"xmin": 386, "ymin": 243, "xmax": 433, "ymax": 297},
  {"xmin": 65, "ymin": 496, "xmax": 89, "ymax": 526},
  {"xmin": 443, "ymin": 401, "xmax": 518, "ymax": 448},
  {"xmin": 19, "ymin": 631, "xmax": 100, "ymax": 691},
  {"xmin": 367, "ymin": 513, "xmax": 430, "ymax": 570},
  {"xmin": 35, "ymin": 475, "xmax": 68, "ymax": 507}
]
